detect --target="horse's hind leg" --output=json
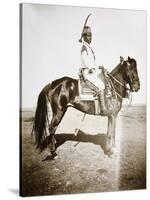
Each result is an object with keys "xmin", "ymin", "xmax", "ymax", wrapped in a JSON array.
[{"xmin": 48, "ymin": 109, "xmax": 66, "ymax": 158}]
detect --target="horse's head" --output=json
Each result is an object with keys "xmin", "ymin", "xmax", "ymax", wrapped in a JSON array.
[{"xmin": 120, "ymin": 56, "xmax": 140, "ymax": 92}]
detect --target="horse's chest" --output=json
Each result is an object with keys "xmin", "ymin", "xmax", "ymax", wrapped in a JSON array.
[{"xmin": 95, "ymin": 97, "xmax": 121, "ymax": 116}]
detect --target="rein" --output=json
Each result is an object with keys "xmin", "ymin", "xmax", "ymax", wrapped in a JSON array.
[
  {"xmin": 108, "ymin": 73, "xmax": 130, "ymax": 91},
  {"xmin": 107, "ymin": 73, "xmax": 132, "ymax": 105}
]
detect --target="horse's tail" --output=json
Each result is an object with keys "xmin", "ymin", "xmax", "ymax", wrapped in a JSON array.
[{"xmin": 32, "ymin": 90, "xmax": 48, "ymax": 149}]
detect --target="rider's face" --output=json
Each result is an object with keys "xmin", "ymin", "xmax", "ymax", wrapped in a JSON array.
[{"xmin": 84, "ymin": 33, "xmax": 92, "ymax": 44}]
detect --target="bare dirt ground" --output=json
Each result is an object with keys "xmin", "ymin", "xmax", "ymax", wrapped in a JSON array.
[{"xmin": 20, "ymin": 105, "xmax": 146, "ymax": 196}]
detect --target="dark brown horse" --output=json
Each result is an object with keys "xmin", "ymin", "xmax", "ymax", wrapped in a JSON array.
[{"xmin": 32, "ymin": 56, "xmax": 140, "ymax": 158}]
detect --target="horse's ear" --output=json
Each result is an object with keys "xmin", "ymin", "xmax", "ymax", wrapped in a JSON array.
[
  {"xmin": 128, "ymin": 56, "xmax": 131, "ymax": 60},
  {"xmin": 120, "ymin": 56, "xmax": 124, "ymax": 63}
]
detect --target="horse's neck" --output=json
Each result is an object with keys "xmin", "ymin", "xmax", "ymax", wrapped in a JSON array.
[{"xmin": 111, "ymin": 64, "xmax": 126, "ymax": 98}]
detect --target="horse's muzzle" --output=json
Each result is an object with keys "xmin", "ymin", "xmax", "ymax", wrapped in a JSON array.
[{"xmin": 131, "ymin": 84, "xmax": 140, "ymax": 92}]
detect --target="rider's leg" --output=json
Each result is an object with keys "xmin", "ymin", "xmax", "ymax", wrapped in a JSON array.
[
  {"xmin": 99, "ymin": 72, "xmax": 112, "ymax": 98},
  {"xmin": 86, "ymin": 72, "xmax": 105, "ymax": 91}
]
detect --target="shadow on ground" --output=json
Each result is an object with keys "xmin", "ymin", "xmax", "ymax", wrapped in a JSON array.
[
  {"xmin": 56, "ymin": 130, "xmax": 106, "ymax": 151},
  {"xmin": 21, "ymin": 106, "xmax": 146, "ymax": 196},
  {"xmin": 41, "ymin": 130, "xmax": 107, "ymax": 161}
]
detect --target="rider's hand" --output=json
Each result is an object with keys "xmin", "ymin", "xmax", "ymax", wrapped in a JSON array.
[
  {"xmin": 98, "ymin": 65, "xmax": 104, "ymax": 70},
  {"xmin": 99, "ymin": 66, "xmax": 109, "ymax": 75}
]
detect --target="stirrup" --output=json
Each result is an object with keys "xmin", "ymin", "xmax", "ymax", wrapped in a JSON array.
[
  {"xmin": 105, "ymin": 91, "xmax": 111, "ymax": 98},
  {"xmin": 93, "ymin": 90, "xmax": 102, "ymax": 97},
  {"xmin": 105, "ymin": 87, "xmax": 112, "ymax": 98}
]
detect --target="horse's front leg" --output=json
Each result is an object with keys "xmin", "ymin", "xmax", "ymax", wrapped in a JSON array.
[
  {"xmin": 105, "ymin": 114, "xmax": 117, "ymax": 155},
  {"xmin": 112, "ymin": 114, "xmax": 117, "ymax": 148},
  {"xmin": 105, "ymin": 116, "xmax": 113, "ymax": 153}
]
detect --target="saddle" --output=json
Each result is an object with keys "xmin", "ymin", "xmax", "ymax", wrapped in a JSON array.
[
  {"xmin": 78, "ymin": 68, "xmax": 115, "ymax": 115},
  {"xmin": 78, "ymin": 78, "xmax": 98, "ymax": 100}
]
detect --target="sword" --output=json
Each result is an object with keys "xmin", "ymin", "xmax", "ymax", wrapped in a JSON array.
[{"xmin": 79, "ymin": 13, "xmax": 91, "ymax": 43}]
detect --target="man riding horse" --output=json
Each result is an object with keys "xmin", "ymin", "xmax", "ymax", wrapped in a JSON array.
[
  {"xmin": 32, "ymin": 13, "xmax": 140, "ymax": 159},
  {"xmin": 78, "ymin": 14, "xmax": 112, "ymax": 114}
]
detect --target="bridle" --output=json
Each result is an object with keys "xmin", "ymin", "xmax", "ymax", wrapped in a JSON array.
[
  {"xmin": 108, "ymin": 73, "xmax": 131, "ymax": 100},
  {"xmin": 125, "ymin": 60, "xmax": 139, "ymax": 91},
  {"xmin": 107, "ymin": 60, "xmax": 134, "ymax": 101}
]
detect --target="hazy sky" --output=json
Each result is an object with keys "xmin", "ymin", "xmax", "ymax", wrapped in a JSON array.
[{"xmin": 21, "ymin": 4, "xmax": 146, "ymax": 108}]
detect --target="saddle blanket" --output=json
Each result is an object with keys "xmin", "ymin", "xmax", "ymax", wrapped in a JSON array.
[
  {"xmin": 78, "ymin": 79, "xmax": 97, "ymax": 101},
  {"xmin": 77, "ymin": 79, "xmax": 100, "ymax": 114},
  {"xmin": 77, "ymin": 78, "xmax": 114, "ymax": 115}
]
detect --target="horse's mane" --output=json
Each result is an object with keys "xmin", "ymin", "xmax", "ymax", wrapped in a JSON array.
[{"xmin": 110, "ymin": 62, "xmax": 121, "ymax": 76}]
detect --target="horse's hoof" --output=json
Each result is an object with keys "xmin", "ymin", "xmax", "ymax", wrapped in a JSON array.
[
  {"xmin": 42, "ymin": 154, "xmax": 52, "ymax": 162},
  {"xmin": 109, "ymin": 147, "xmax": 118, "ymax": 155},
  {"xmin": 105, "ymin": 147, "xmax": 118, "ymax": 157},
  {"xmin": 51, "ymin": 152, "xmax": 58, "ymax": 160}
]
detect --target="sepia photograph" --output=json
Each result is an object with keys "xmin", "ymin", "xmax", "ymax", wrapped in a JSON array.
[{"xmin": 20, "ymin": 3, "xmax": 146, "ymax": 197}]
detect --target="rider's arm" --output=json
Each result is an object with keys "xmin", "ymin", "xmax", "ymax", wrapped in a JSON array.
[{"xmin": 98, "ymin": 66, "xmax": 109, "ymax": 75}]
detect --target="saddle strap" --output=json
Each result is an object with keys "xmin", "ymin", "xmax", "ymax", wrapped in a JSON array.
[{"xmin": 94, "ymin": 99, "xmax": 100, "ymax": 115}]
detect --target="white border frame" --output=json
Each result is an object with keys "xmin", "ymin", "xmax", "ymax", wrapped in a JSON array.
[{"xmin": 0, "ymin": 1, "xmax": 149, "ymax": 200}]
